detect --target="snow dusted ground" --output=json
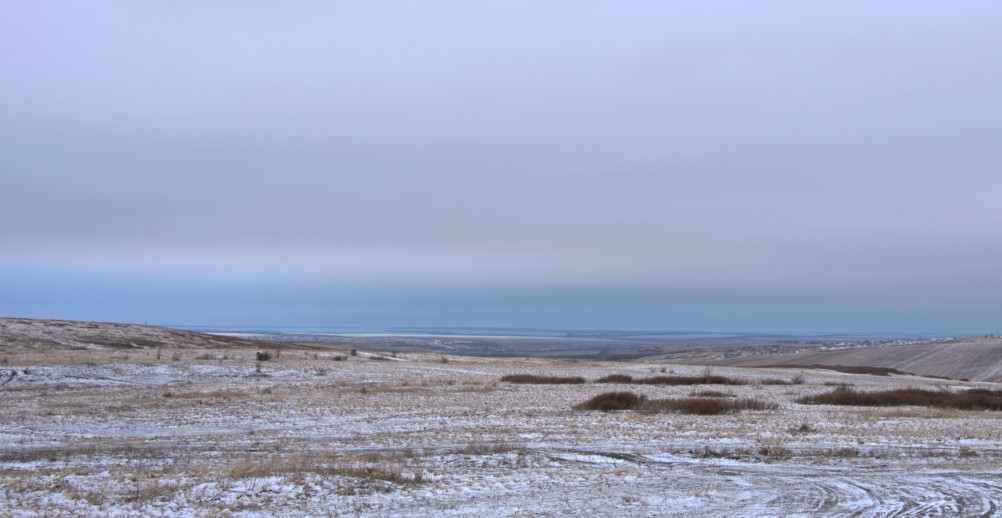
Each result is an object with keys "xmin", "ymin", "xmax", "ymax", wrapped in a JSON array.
[{"xmin": 1, "ymin": 347, "xmax": 1000, "ymax": 516}]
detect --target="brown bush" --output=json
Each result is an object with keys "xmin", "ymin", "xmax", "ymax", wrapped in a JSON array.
[
  {"xmin": 501, "ymin": 374, "xmax": 587, "ymax": 384},
  {"xmin": 640, "ymin": 397, "xmax": 777, "ymax": 415},
  {"xmin": 635, "ymin": 375, "xmax": 746, "ymax": 386},
  {"xmin": 596, "ymin": 374, "xmax": 634, "ymax": 383},
  {"xmin": 689, "ymin": 389, "xmax": 734, "ymax": 398},
  {"xmin": 820, "ymin": 365, "xmax": 906, "ymax": 376},
  {"xmin": 760, "ymin": 364, "xmax": 908, "ymax": 376},
  {"xmin": 797, "ymin": 388, "xmax": 1002, "ymax": 411},
  {"xmin": 574, "ymin": 392, "xmax": 647, "ymax": 411}
]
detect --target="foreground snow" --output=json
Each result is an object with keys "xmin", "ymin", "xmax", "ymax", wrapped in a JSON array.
[{"xmin": 1, "ymin": 348, "xmax": 1000, "ymax": 516}]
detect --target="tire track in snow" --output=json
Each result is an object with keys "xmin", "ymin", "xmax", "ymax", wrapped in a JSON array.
[
  {"xmin": 707, "ymin": 464, "xmax": 1001, "ymax": 517},
  {"xmin": 389, "ymin": 448, "xmax": 1002, "ymax": 516}
]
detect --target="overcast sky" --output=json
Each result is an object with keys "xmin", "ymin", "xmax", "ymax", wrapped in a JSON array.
[{"xmin": 2, "ymin": 1, "xmax": 1000, "ymax": 333}]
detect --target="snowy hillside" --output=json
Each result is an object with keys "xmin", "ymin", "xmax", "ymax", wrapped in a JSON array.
[{"xmin": 0, "ymin": 317, "xmax": 292, "ymax": 350}]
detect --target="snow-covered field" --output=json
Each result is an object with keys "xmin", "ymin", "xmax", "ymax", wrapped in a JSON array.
[{"xmin": 1, "ymin": 348, "xmax": 1000, "ymax": 516}]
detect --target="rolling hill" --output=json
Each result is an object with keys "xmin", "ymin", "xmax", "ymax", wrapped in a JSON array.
[
  {"xmin": 708, "ymin": 337, "xmax": 1002, "ymax": 383},
  {"xmin": 0, "ymin": 317, "xmax": 297, "ymax": 350}
]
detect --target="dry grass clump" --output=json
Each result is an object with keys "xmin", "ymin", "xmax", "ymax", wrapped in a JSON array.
[
  {"xmin": 635, "ymin": 375, "xmax": 746, "ymax": 386},
  {"xmin": 689, "ymin": 389, "xmax": 734, "ymax": 398},
  {"xmin": 824, "ymin": 381, "xmax": 853, "ymax": 389},
  {"xmin": 596, "ymin": 374, "xmax": 634, "ymax": 383},
  {"xmin": 640, "ymin": 397, "xmax": 777, "ymax": 415},
  {"xmin": 759, "ymin": 375, "xmax": 804, "ymax": 385},
  {"xmin": 223, "ymin": 452, "xmax": 423, "ymax": 485},
  {"xmin": 501, "ymin": 374, "xmax": 587, "ymax": 384},
  {"xmin": 575, "ymin": 392, "xmax": 776, "ymax": 414},
  {"xmin": 594, "ymin": 374, "xmax": 746, "ymax": 385},
  {"xmin": 762, "ymin": 364, "xmax": 907, "ymax": 376},
  {"xmin": 574, "ymin": 391, "xmax": 646, "ymax": 411},
  {"xmin": 162, "ymin": 390, "xmax": 250, "ymax": 400},
  {"xmin": 797, "ymin": 387, "xmax": 1002, "ymax": 411},
  {"xmin": 816, "ymin": 365, "xmax": 906, "ymax": 376},
  {"xmin": 454, "ymin": 441, "xmax": 520, "ymax": 455}
]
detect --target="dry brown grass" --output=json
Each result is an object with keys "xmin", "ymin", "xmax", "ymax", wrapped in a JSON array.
[
  {"xmin": 454, "ymin": 441, "xmax": 521, "ymax": 455},
  {"xmin": 759, "ymin": 378, "xmax": 795, "ymax": 385},
  {"xmin": 634, "ymin": 375, "xmax": 747, "ymax": 386},
  {"xmin": 689, "ymin": 389, "xmax": 734, "ymax": 398},
  {"xmin": 640, "ymin": 397, "xmax": 777, "ymax": 415},
  {"xmin": 797, "ymin": 387, "xmax": 1002, "ymax": 411},
  {"xmin": 220, "ymin": 452, "xmax": 422, "ymax": 485},
  {"xmin": 594, "ymin": 374, "xmax": 748, "ymax": 385},
  {"xmin": 596, "ymin": 374, "xmax": 634, "ymax": 383},
  {"xmin": 759, "ymin": 364, "xmax": 909, "ymax": 376},
  {"xmin": 501, "ymin": 374, "xmax": 586, "ymax": 384},
  {"xmin": 574, "ymin": 392, "xmax": 777, "ymax": 414},
  {"xmin": 574, "ymin": 391, "xmax": 646, "ymax": 411},
  {"xmin": 161, "ymin": 389, "xmax": 250, "ymax": 400}
]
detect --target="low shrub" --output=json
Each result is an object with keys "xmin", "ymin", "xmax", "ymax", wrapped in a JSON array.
[
  {"xmin": 575, "ymin": 394, "xmax": 776, "ymax": 414},
  {"xmin": 689, "ymin": 389, "xmax": 734, "ymax": 398},
  {"xmin": 596, "ymin": 374, "xmax": 634, "ymax": 383},
  {"xmin": 759, "ymin": 364, "xmax": 908, "ymax": 377},
  {"xmin": 635, "ymin": 375, "xmax": 746, "ymax": 386},
  {"xmin": 819, "ymin": 365, "xmax": 905, "ymax": 376},
  {"xmin": 797, "ymin": 388, "xmax": 1002, "ymax": 411},
  {"xmin": 641, "ymin": 397, "xmax": 777, "ymax": 415},
  {"xmin": 256, "ymin": 351, "xmax": 271, "ymax": 362},
  {"xmin": 501, "ymin": 374, "xmax": 587, "ymax": 384},
  {"xmin": 574, "ymin": 391, "xmax": 646, "ymax": 411},
  {"xmin": 760, "ymin": 376, "xmax": 806, "ymax": 385}
]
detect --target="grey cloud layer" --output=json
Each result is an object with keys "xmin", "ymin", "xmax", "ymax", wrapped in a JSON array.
[{"xmin": 2, "ymin": 2, "xmax": 1001, "ymax": 329}]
